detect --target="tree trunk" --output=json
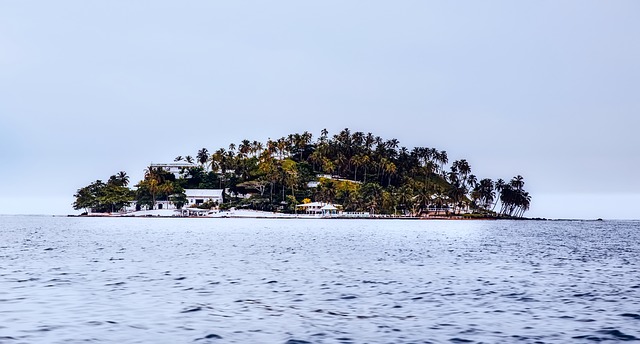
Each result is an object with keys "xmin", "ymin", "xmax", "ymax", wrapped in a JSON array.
[{"xmin": 270, "ymin": 183, "xmax": 274, "ymax": 203}]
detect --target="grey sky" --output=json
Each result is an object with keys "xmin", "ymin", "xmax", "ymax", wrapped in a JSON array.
[{"xmin": 1, "ymin": 1, "xmax": 639, "ymax": 219}]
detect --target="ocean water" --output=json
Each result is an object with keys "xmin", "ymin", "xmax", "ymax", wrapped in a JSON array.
[{"xmin": 1, "ymin": 216, "xmax": 639, "ymax": 343}]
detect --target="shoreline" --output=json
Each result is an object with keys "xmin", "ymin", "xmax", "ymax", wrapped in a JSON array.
[
  {"xmin": 70, "ymin": 209, "xmax": 549, "ymax": 221},
  {"xmin": 66, "ymin": 215, "xmax": 604, "ymax": 221}
]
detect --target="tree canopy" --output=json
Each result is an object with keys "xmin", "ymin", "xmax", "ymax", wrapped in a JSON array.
[
  {"xmin": 72, "ymin": 172, "xmax": 134, "ymax": 213},
  {"xmin": 73, "ymin": 128, "xmax": 531, "ymax": 217}
]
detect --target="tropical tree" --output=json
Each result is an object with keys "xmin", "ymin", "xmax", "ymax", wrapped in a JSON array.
[
  {"xmin": 258, "ymin": 153, "xmax": 280, "ymax": 203},
  {"xmin": 498, "ymin": 176, "xmax": 530, "ymax": 217},
  {"xmin": 73, "ymin": 174, "xmax": 134, "ymax": 213},
  {"xmin": 73, "ymin": 181, "xmax": 104, "ymax": 213},
  {"xmin": 474, "ymin": 178, "xmax": 495, "ymax": 211},
  {"xmin": 493, "ymin": 178, "xmax": 505, "ymax": 212},
  {"xmin": 281, "ymin": 159, "xmax": 299, "ymax": 198},
  {"xmin": 136, "ymin": 178, "xmax": 160, "ymax": 209},
  {"xmin": 197, "ymin": 148, "xmax": 209, "ymax": 168},
  {"xmin": 315, "ymin": 179, "xmax": 337, "ymax": 203},
  {"xmin": 361, "ymin": 183, "xmax": 383, "ymax": 215}
]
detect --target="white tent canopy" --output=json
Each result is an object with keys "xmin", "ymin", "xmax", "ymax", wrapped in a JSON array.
[{"xmin": 296, "ymin": 202, "xmax": 341, "ymax": 215}]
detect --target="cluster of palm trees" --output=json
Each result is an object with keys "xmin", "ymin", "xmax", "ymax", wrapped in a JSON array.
[
  {"xmin": 495, "ymin": 176, "xmax": 531, "ymax": 217},
  {"xmin": 165, "ymin": 128, "xmax": 531, "ymax": 217},
  {"xmin": 74, "ymin": 129, "xmax": 532, "ymax": 216},
  {"xmin": 72, "ymin": 172, "xmax": 133, "ymax": 213}
]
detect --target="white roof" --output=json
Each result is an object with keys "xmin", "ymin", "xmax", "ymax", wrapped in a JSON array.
[
  {"xmin": 185, "ymin": 189, "xmax": 223, "ymax": 198},
  {"xmin": 297, "ymin": 202, "xmax": 341, "ymax": 208},
  {"xmin": 151, "ymin": 162, "xmax": 197, "ymax": 168},
  {"xmin": 321, "ymin": 205, "xmax": 338, "ymax": 210},
  {"xmin": 297, "ymin": 202, "xmax": 325, "ymax": 208}
]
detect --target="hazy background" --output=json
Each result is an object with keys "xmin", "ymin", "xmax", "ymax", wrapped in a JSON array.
[{"xmin": 1, "ymin": 1, "xmax": 638, "ymax": 219}]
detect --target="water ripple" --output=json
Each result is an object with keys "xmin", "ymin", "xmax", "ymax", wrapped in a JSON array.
[{"xmin": 1, "ymin": 217, "xmax": 640, "ymax": 342}]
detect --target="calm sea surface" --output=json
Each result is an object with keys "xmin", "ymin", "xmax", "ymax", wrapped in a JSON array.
[{"xmin": 1, "ymin": 216, "xmax": 639, "ymax": 343}]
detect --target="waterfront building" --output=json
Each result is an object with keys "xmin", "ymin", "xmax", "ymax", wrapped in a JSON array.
[
  {"xmin": 296, "ymin": 202, "xmax": 341, "ymax": 216},
  {"xmin": 185, "ymin": 189, "xmax": 223, "ymax": 206},
  {"xmin": 122, "ymin": 188, "xmax": 224, "ymax": 212}
]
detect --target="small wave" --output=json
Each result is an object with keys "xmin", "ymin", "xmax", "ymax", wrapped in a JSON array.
[
  {"xmin": 181, "ymin": 307, "xmax": 203, "ymax": 313},
  {"xmin": 573, "ymin": 329, "xmax": 639, "ymax": 341},
  {"xmin": 195, "ymin": 333, "xmax": 223, "ymax": 341},
  {"xmin": 620, "ymin": 313, "xmax": 640, "ymax": 320}
]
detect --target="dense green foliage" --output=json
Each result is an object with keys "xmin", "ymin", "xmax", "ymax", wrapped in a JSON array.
[
  {"xmin": 72, "ymin": 172, "xmax": 134, "ymax": 213},
  {"xmin": 175, "ymin": 128, "xmax": 531, "ymax": 216},
  {"xmin": 135, "ymin": 167, "xmax": 187, "ymax": 210},
  {"xmin": 73, "ymin": 128, "xmax": 531, "ymax": 216}
]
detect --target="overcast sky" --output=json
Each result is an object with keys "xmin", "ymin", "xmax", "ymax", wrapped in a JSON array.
[{"xmin": 1, "ymin": 1, "xmax": 639, "ymax": 219}]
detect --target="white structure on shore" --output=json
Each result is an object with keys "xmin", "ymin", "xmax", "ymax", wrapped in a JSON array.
[
  {"xmin": 186, "ymin": 189, "xmax": 223, "ymax": 206},
  {"xmin": 124, "ymin": 188, "xmax": 224, "ymax": 212},
  {"xmin": 296, "ymin": 202, "xmax": 340, "ymax": 216}
]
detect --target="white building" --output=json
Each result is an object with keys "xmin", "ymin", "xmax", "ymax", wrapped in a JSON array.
[
  {"xmin": 296, "ymin": 202, "xmax": 341, "ymax": 216},
  {"xmin": 186, "ymin": 189, "xmax": 223, "ymax": 206},
  {"xmin": 124, "ymin": 188, "xmax": 224, "ymax": 212},
  {"xmin": 150, "ymin": 162, "xmax": 197, "ymax": 177}
]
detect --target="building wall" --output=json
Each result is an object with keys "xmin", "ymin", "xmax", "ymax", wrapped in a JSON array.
[{"xmin": 186, "ymin": 196, "xmax": 223, "ymax": 206}]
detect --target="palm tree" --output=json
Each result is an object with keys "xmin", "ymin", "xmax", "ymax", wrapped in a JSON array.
[
  {"xmin": 385, "ymin": 139, "xmax": 399, "ymax": 160},
  {"xmin": 384, "ymin": 160, "xmax": 397, "ymax": 186},
  {"xmin": 276, "ymin": 138, "xmax": 290, "ymax": 160},
  {"xmin": 315, "ymin": 180, "xmax": 337, "ymax": 203},
  {"xmin": 320, "ymin": 128, "xmax": 329, "ymax": 143},
  {"xmin": 197, "ymin": 148, "xmax": 209, "ymax": 167},
  {"xmin": 510, "ymin": 175, "xmax": 525, "ymax": 191},
  {"xmin": 361, "ymin": 183, "xmax": 383, "ymax": 215},
  {"xmin": 281, "ymin": 159, "xmax": 299, "ymax": 197},
  {"xmin": 352, "ymin": 131, "xmax": 364, "ymax": 150},
  {"xmin": 437, "ymin": 150, "xmax": 448, "ymax": 176},
  {"xmin": 209, "ymin": 152, "xmax": 221, "ymax": 174},
  {"xmin": 398, "ymin": 185, "xmax": 415, "ymax": 215},
  {"xmin": 309, "ymin": 149, "xmax": 324, "ymax": 172},
  {"xmin": 160, "ymin": 182, "xmax": 174, "ymax": 203},
  {"xmin": 454, "ymin": 159, "xmax": 471, "ymax": 186},
  {"xmin": 144, "ymin": 165, "xmax": 158, "ymax": 181},
  {"xmin": 138, "ymin": 177, "xmax": 161, "ymax": 210},
  {"xmin": 423, "ymin": 160, "xmax": 437, "ymax": 190},
  {"xmin": 116, "ymin": 171, "xmax": 129, "ymax": 186},
  {"xmin": 519, "ymin": 192, "xmax": 531, "ymax": 217},
  {"xmin": 447, "ymin": 179, "xmax": 466, "ymax": 214},
  {"xmin": 492, "ymin": 179, "xmax": 505, "ymax": 211},
  {"xmin": 238, "ymin": 139, "xmax": 251, "ymax": 158},
  {"xmin": 258, "ymin": 154, "xmax": 280, "ymax": 203},
  {"xmin": 322, "ymin": 158, "xmax": 336, "ymax": 176},
  {"xmin": 415, "ymin": 187, "xmax": 431, "ymax": 216},
  {"xmin": 351, "ymin": 154, "xmax": 369, "ymax": 182},
  {"xmin": 477, "ymin": 178, "xmax": 495, "ymax": 211}
]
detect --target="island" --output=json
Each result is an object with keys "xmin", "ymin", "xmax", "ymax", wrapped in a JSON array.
[{"xmin": 73, "ymin": 128, "xmax": 531, "ymax": 218}]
